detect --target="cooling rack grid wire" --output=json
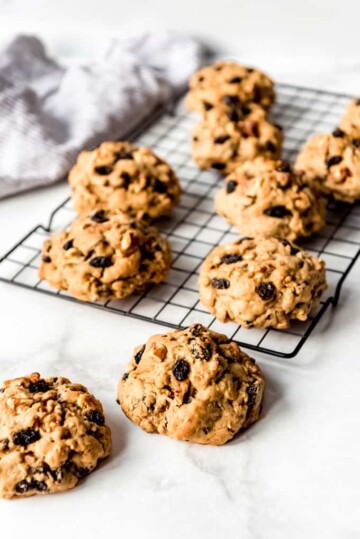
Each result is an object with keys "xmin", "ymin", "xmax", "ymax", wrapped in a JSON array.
[{"xmin": 1, "ymin": 83, "xmax": 360, "ymax": 358}]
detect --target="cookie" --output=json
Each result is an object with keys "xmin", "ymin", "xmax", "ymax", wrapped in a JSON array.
[
  {"xmin": 0, "ymin": 372, "xmax": 111, "ymax": 499},
  {"xmin": 294, "ymin": 130, "xmax": 360, "ymax": 202},
  {"xmin": 186, "ymin": 61, "xmax": 275, "ymax": 114},
  {"xmin": 69, "ymin": 141, "xmax": 181, "ymax": 219},
  {"xmin": 118, "ymin": 324, "xmax": 264, "ymax": 446},
  {"xmin": 339, "ymin": 98, "xmax": 360, "ymax": 137},
  {"xmin": 199, "ymin": 237, "xmax": 327, "ymax": 329},
  {"xmin": 215, "ymin": 158, "xmax": 326, "ymax": 240},
  {"xmin": 39, "ymin": 210, "xmax": 172, "ymax": 302},
  {"xmin": 191, "ymin": 104, "xmax": 283, "ymax": 174}
]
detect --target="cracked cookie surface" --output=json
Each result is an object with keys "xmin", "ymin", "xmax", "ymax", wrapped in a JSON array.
[
  {"xmin": 199, "ymin": 237, "xmax": 327, "ymax": 329},
  {"xmin": 294, "ymin": 130, "xmax": 360, "ymax": 202},
  {"xmin": 185, "ymin": 61, "xmax": 275, "ymax": 114},
  {"xmin": 0, "ymin": 373, "xmax": 111, "ymax": 499},
  {"xmin": 215, "ymin": 158, "xmax": 326, "ymax": 240},
  {"xmin": 69, "ymin": 141, "xmax": 181, "ymax": 219},
  {"xmin": 191, "ymin": 105, "xmax": 283, "ymax": 174},
  {"xmin": 39, "ymin": 210, "xmax": 172, "ymax": 301},
  {"xmin": 118, "ymin": 324, "xmax": 264, "ymax": 446}
]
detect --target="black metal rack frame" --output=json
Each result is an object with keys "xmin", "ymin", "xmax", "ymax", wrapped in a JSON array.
[{"xmin": 1, "ymin": 82, "xmax": 360, "ymax": 358}]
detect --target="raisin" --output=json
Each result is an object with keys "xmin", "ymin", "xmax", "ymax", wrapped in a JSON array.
[
  {"xmin": 198, "ymin": 76, "xmax": 204, "ymax": 82},
  {"xmin": 140, "ymin": 247, "xmax": 155, "ymax": 261},
  {"xmin": 114, "ymin": 151, "xmax": 133, "ymax": 161},
  {"xmin": 332, "ymin": 128, "xmax": 345, "ymax": 138},
  {"xmin": 247, "ymin": 382, "xmax": 257, "ymax": 409},
  {"xmin": 326, "ymin": 155, "xmax": 343, "ymax": 168},
  {"xmin": 154, "ymin": 179, "xmax": 167, "ymax": 193},
  {"xmin": 182, "ymin": 390, "xmax": 191, "ymax": 404},
  {"xmin": 89, "ymin": 256, "xmax": 113, "ymax": 268},
  {"xmin": 15, "ymin": 480, "xmax": 31, "ymax": 493},
  {"xmin": 122, "ymin": 373, "xmax": 129, "ymax": 381},
  {"xmin": 255, "ymin": 282, "xmax": 276, "ymax": 300},
  {"xmin": 226, "ymin": 180, "xmax": 237, "ymax": 193},
  {"xmin": 353, "ymin": 139, "xmax": 360, "ymax": 148},
  {"xmin": 241, "ymin": 105, "xmax": 251, "ymax": 116},
  {"xmin": 95, "ymin": 166, "xmax": 113, "ymax": 175},
  {"xmin": 42, "ymin": 256, "xmax": 51, "ymax": 263},
  {"xmin": 190, "ymin": 343, "xmax": 211, "ymax": 361},
  {"xmin": 250, "ymin": 86, "xmax": 260, "ymax": 103},
  {"xmin": 65, "ymin": 462, "xmax": 90, "ymax": 478},
  {"xmin": 173, "ymin": 359, "xmax": 190, "ymax": 381},
  {"xmin": 355, "ymin": 98, "xmax": 360, "ymax": 106},
  {"xmin": 189, "ymin": 324, "xmax": 203, "ymax": 337},
  {"xmin": 221, "ymin": 253, "xmax": 242, "ymax": 264},
  {"xmin": 91, "ymin": 210, "xmax": 109, "ymax": 223},
  {"xmin": 14, "ymin": 479, "xmax": 47, "ymax": 494},
  {"xmin": 78, "ymin": 467, "xmax": 91, "ymax": 478},
  {"xmin": 120, "ymin": 172, "xmax": 131, "ymax": 186},
  {"xmin": 265, "ymin": 141, "xmax": 277, "ymax": 153},
  {"xmin": 247, "ymin": 68, "xmax": 254, "ymax": 73},
  {"xmin": 2, "ymin": 438, "xmax": 9, "ymax": 451},
  {"xmin": 228, "ymin": 76, "xmax": 242, "ymax": 83},
  {"xmin": 63, "ymin": 239, "xmax": 73, "ymax": 251},
  {"xmin": 250, "ymin": 122, "xmax": 260, "ymax": 138},
  {"xmin": 211, "ymin": 162, "xmax": 226, "ymax": 170},
  {"xmin": 85, "ymin": 410, "xmax": 105, "ymax": 426},
  {"xmin": 29, "ymin": 379, "xmax": 50, "ymax": 393},
  {"xmin": 227, "ymin": 109, "xmax": 239, "ymax": 122},
  {"xmin": 223, "ymin": 95, "xmax": 240, "ymax": 106},
  {"xmin": 203, "ymin": 101, "xmax": 213, "ymax": 111},
  {"xmin": 35, "ymin": 480, "xmax": 48, "ymax": 492},
  {"xmin": 276, "ymin": 161, "xmax": 291, "ymax": 173},
  {"xmin": 214, "ymin": 135, "xmax": 231, "ymax": 144},
  {"xmin": 34, "ymin": 463, "xmax": 51, "ymax": 476},
  {"xmin": 264, "ymin": 205, "xmax": 292, "ymax": 218},
  {"xmin": 281, "ymin": 239, "xmax": 299, "ymax": 255},
  {"xmin": 134, "ymin": 345, "xmax": 145, "ymax": 365},
  {"xmin": 13, "ymin": 428, "xmax": 40, "ymax": 447},
  {"xmin": 211, "ymin": 278, "xmax": 230, "ymax": 289}
]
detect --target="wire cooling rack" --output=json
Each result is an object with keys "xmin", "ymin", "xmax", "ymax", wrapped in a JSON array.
[{"xmin": 1, "ymin": 83, "xmax": 360, "ymax": 358}]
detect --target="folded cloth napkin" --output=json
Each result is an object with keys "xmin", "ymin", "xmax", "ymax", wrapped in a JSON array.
[{"xmin": 0, "ymin": 33, "xmax": 204, "ymax": 199}]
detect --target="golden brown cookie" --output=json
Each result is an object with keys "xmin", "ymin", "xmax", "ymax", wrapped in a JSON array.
[
  {"xmin": 339, "ymin": 98, "xmax": 360, "ymax": 137},
  {"xmin": 118, "ymin": 324, "xmax": 265, "ymax": 446},
  {"xmin": 39, "ymin": 210, "xmax": 172, "ymax": 302},
  {"xmin": 215, "ymin": 158, "xmax": 326, "ymax": 240},
  {"xmin": 186, "ymin": 61, "xmax": 275, "ymax": 114},
  {"xmin": 294, "ymin": 130, "xmax": 360, "ymax": 202},
  {"xmin": 69, "ymin": 141, "xmax": 181, "ymax": 219},
  {"xmin": 199, "ymin": 237, "xmax": 327, "ymax": 329},
  {"xmin": 191, "ymin": 105, "xmax": 283, "ymax": 174},
  {"xmin": 0, "ymin": 373, "xmax": 111, "ymax": 499}
]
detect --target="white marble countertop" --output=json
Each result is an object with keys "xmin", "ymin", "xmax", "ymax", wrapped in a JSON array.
[{"xmin": 1, "ymin": 18, "xmax": 360, "ymax": 539}]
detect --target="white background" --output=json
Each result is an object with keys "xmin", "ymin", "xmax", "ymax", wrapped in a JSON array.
[
  {"xmin": 1, "ymin": 0, "xmax": 360, "ymax": 57},
  {"xmin": 1, "ymin": 2, "xmax": 360, "ymax": 538}
]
